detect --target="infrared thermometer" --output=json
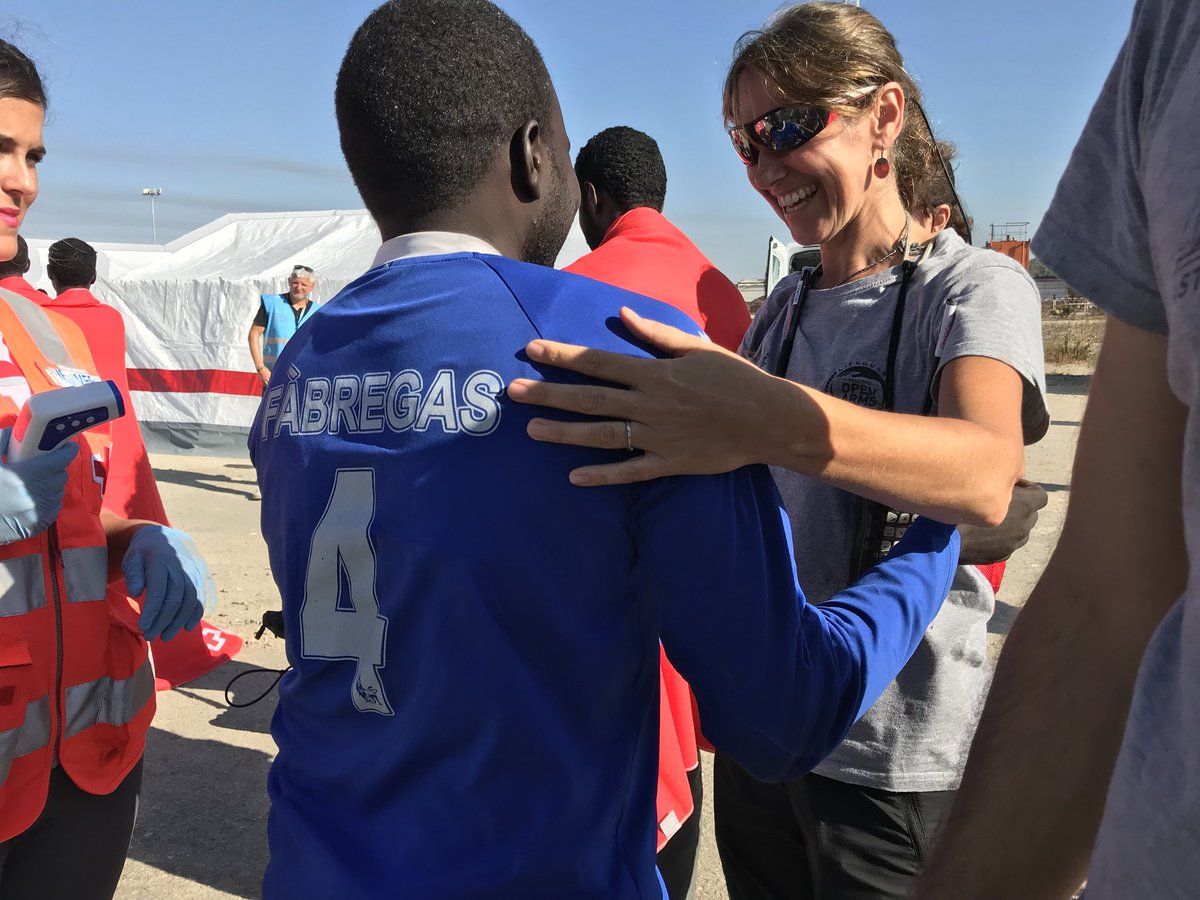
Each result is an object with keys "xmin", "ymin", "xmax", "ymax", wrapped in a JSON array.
[{"xmin": 8, "ymin": 381, "xmax": 125, "ymax": 462}]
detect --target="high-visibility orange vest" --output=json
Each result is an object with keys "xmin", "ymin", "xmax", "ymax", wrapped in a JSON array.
[{"xmin": 0, "ymin": 287, "xmax": 153, "ymax": 842}]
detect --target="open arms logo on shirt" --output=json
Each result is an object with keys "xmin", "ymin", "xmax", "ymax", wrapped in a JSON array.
[
  {"xmin": 824, "ymin": 361, "xmax": 887, "ymax": 409},
  {"xmin": 259, "ymin": 366, "xmax": 504, "ymax": 441}
]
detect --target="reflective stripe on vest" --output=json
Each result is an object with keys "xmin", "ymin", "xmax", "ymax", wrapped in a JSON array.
[
  {"xmin": 0, "ymin": 549, "xmax": 103, "ymax": 617},
  {"xmin": 0, "ymin": 695, "xmax": 50, "ymax": 783},
  {"xmin": 0, "ymin": 288, "xmax": 74, "ymax": 369},
  {"xmin": 61, "ymin": 547, "xmax": 108, "ymax": 605},
  {"xmin": 0, "ymin": 557, "xmax": 46, "ymax": 618},
  {"xmin": 63, "ymin": 659, "xmax": 153, "ymax": 739}
]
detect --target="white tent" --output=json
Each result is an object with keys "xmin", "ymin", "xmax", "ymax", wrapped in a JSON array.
[{"xmin": 27, "ymin": 210, "xmax": 591, "ymax": 453}]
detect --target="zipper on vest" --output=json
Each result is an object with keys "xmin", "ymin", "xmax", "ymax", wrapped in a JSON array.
[{"xmin": 47, "ymin": 525, "xmax": 65, "ymax": 762}]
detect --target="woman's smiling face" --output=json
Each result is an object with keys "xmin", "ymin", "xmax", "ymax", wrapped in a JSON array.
[
  {"xmin": 0, "ymin": 97, "xmax": 43, "ymax": 262},
  {"xmin": 735, "ymin": 68, "xmax": 877, "ymax": 248}
]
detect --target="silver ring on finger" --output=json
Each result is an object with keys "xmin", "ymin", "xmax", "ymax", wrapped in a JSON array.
[{"xmin": 624, "ymin": 420, "xmax": 634, "ymax": 452}]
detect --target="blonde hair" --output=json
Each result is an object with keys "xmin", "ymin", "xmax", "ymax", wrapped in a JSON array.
[{"xmin": 722, "ymin": 1, "xmax": 951, "ymax": 215}]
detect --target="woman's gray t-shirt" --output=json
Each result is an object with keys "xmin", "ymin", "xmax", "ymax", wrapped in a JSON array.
[{"xmin": 740, "ymin": 229, "xmax": 1047, "ymax": 791}]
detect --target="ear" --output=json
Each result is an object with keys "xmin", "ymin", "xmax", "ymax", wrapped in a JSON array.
[
  {"xmin": 870, "ymin": 81, "xmax": 906, "ymax": 151},
  {"xmin": 931, "ymin": 204, "xmax": 951, "ymax": 234},
  {"xmin": 510, "ymin": 119, "xmax": 547, "ymax": 203},
  {"xmin": 581, "ymin": 181, "xmax": 599, "ymax": 216}
]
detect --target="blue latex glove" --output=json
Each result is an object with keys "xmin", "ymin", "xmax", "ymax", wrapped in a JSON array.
[
  {"xmin": 0, "ymin": 427, "xmax": 79, "ymax": 545},
  {"xmin": 122, "ymin": 525, "xmax": 218, "ymax": 641}
]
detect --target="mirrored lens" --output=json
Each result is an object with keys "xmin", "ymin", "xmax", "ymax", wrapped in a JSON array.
[
  {"xmin": 755, "ymin": 107, "xmax": 827, "ymax": 152},
  {"xmin": 730, "ymin": 128, "xmax": 758, "ymax": 165}
]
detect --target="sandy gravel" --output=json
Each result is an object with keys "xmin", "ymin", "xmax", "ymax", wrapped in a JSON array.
[{"xmin": 113, "ymin": 376, "xmax": 1088, "ymax": 899}]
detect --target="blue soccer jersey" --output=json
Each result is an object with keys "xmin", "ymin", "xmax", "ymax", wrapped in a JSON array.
[{"xmin": 251, "ymin": 248, "xmax": 959, "ymax": 899}]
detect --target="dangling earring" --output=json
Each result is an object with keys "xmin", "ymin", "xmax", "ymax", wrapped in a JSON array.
[{"xmin": 873, "ymin": 149, "xmax": 891, "ymax": 179}]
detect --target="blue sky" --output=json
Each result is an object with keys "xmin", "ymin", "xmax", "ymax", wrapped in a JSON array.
[{"xmin": 16, "ymin": 0, "xmax": 1132, "ymax": 281}]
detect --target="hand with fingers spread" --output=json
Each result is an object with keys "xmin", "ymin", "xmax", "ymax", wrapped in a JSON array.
[
  {"xmin": 121, "ymin": 525, "xmax": 218, "ymax": 641},
  {"xmin": 508, "ymin": 306, "xmax": 800, "ymax": 486}
]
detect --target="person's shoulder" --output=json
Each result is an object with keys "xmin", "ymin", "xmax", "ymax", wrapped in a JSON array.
[
  {"xmin": 922, "ymin": 232, "xmax": 1038, "ymax": 298},
  {"xmin": 562, "ymin": 242, "xmax": 615, "ymax": 279},
  {"xmin": 739, "ymin": 271, "xmax": 804, "ymax": 356},
  {"xmin": 481, "ymin": 255, "xmax": 705, "ymax": 354},
  {"xmin": 322, "ymin": 253, "xmax": 506, "ymax": 309},
  {"xmin": 762, "ymin": 271, "xmax": 805, "ymax": 317},
  {"xmin": 696, "ymin": 260, "xmax": 742, "ymax": 297},
  {"xmin": 89, "ymin": 298, "xmax": 125, "ymax": 322}
]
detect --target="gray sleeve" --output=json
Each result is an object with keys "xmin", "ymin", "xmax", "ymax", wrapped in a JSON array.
[
  {"xmin": 1030, "ymin": 0, "xmax": 1167, "ymax": 334},
  {"xmin": 934, "ymin": 261, "xmax": 1050, "ymax": 444}
]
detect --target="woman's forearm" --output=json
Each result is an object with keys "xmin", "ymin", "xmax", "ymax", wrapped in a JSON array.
[
  {"xmin": 761, "ymin": 377, "xmax": 1022, "ymax": 526},
  {"xmin": 511, "ymin": 318, "xmax": 1026, "ymax": 515}
]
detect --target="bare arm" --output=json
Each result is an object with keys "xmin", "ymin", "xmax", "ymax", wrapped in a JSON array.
[
  {"xmin": 508, "ymin": 309, "xmax": 1024, "ymax": 526},
  {"xmin": 248, "ymin": 324, "xmax": 269, "ymax": 385},
  {"xmin": 914, "ymin": 317, "xmax": 1187, "ymax": 899},
  {"xmin": 782, "ymin": 353, "xmax": 1024, "ymax": 526}
]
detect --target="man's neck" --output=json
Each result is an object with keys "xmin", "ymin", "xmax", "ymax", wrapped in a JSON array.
[{"xmin": 288, "ymin": 293, "xmax": 309, "ymax": 307}]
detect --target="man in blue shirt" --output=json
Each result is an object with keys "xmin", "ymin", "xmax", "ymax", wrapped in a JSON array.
[{"xmin": 250, "ymin": 2, "xmax": 959, "ymax": 897}]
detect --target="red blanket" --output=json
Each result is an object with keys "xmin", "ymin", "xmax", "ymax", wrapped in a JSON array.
[{"xmin": 567, "ymin": 210, "xmax": 750, "ymax": 848}]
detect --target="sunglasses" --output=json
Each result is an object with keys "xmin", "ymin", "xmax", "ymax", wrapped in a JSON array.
[
  {"xmin": 728, "ymin": 106, "xmax": 837, "ymax": 166},
  {"xmin": 291, "ymin": 265, "xmax": 314, "ymax": 275},
  {"xmin": 728, "ymin": 86, "xmax": 879, "ymax": 166}
]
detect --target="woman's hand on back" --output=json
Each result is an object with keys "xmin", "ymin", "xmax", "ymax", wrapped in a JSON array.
[{"xmin": 506, "ymin": 307, "xmax": 795, "ymax": 486}]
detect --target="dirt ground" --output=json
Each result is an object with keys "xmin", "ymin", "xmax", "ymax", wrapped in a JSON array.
[{"xmin": 112, "ymin": 376, "xmax": 1089, "ymax": 899}]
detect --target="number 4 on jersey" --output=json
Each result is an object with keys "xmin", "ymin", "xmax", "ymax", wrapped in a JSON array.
[{"xmin": 301, "ymin": 467, "xmax": 393, "ymax": 715}]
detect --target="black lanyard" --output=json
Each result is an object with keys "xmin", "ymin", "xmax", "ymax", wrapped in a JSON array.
[{"xmin": 770, "ymin": 258, "xmax": 921, "ymax": 413}]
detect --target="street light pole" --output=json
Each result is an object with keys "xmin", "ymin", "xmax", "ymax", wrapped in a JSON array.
[{"xmin": 141, "ymin": 188, "xmax": 163, "ymax": 243}]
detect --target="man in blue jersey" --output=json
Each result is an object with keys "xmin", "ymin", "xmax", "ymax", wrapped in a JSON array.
[{"xmin": 249, "ymin": 2, "xmax": 960, "ymax": 897}]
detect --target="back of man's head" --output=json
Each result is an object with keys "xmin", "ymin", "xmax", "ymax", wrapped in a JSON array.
[
  {"xmin": 0, "ymin": 235, "xmax": 30, "ymax": 279},
  {"xmin": 336, "ymin": 0, "xmax": 557, "ymax": 230},
  {"xmin": 47, "ymin": 237, "xmax": 97, "ymax": 290},
  {"xmin": 575, "ymin": 127, "xmax": 667, "ymax": 214}
]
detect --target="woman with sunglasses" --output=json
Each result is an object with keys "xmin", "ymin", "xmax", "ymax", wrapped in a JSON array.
[
  {"xmin": 509, "ymin": 4, "xmax": 1047, "ymax": 897},
  {"xmin": 0, "ymin": 40, "xmax": 216, "ymax": 899}
]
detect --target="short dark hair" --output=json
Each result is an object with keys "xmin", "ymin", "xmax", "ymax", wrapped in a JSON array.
[
  {"xmin": 0, "ymin": 40, "xmax": 46, "ymax": 108},
  {"xmin": 0, "ymin": 235, "xmax": 29, "ymax": 278},
  {"xmin": 574, "ymin": 127, "xmax": 667, "ymax": 213},
  {"xmin": 336, "ymin": 0, "xmax": 554, "ymax": 223},
  {"xmin": 46, "ymin": 238, "xmax": 96, "ymax": 287}
]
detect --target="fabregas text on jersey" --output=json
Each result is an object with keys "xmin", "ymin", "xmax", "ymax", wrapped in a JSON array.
[{"xmin": 258, "ymin": 367, "xmax": 504, "ymax": 441}]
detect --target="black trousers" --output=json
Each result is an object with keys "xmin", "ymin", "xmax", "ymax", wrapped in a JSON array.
[
  {"xmin": 657, "ymin": 765, "xmax": 704, "ymax": 900},
  {"xmin": 714, "ymin": 753, "xmax": 954, "ymax": 900},
  {"xmin": 0, "ymin": 760, "xmax": 142, "ymax": 900}
]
